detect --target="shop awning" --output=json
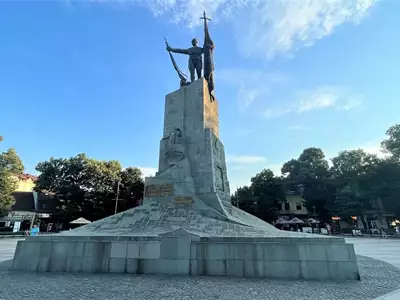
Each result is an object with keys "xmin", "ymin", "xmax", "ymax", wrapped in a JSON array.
[
  {"xmin": 289, "ymin": 217, "xmax": 304, "ymax": 224},
  {"xmin": 70, "ymin": 217, "xmax": 91, "ymax": 224}
]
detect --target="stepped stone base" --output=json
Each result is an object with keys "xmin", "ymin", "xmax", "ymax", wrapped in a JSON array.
[
  {"xmin": 11, "ymin": 79, "xmax": 360, "ymax": 281},
  {"xmin": 11, "ymin": 202, "xmax": 360, "ymax": 281}
]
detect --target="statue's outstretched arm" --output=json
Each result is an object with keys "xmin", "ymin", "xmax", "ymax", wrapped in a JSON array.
[{"xmin": 167, "ymin": 47, "xmax": 189, "ymax": 55}]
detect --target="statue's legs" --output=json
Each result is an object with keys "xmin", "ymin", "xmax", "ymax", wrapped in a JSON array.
[
  {"xmin": 189, "ymin": 59, "xmax": 202, "ymax": 82},
  {"xmin": 195, "ymin": 65, "xmax": 201, "ymax": 80},
  {"xmin": 189, "ymin": 69, "xmax": 195, "ymax": 82}
]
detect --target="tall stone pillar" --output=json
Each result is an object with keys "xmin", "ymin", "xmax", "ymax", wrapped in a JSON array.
[{"xmin": 143, "ymin": 78, "xmax": 232, "ymax": 216}]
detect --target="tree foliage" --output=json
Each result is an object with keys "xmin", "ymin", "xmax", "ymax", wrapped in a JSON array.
[
  {"xmin": 35, "ymin": 153, "xmax": 144, "ymax": 222},
  {"xmin": 0, "ymin": 148, "xmax": 24, "ymax": 213},
  {"xmin": 382, "ymin": 124, "xmax": 400, "ymax": 159},
  {"xmin": 231, "ymin": 169, "xmax": 285, "ymax": 222},
  {"xmin": 232, "ymin": 123, "xmax": 400, "ymax": 223},
  {"xmin": 0, "ymin": 148, "xmax": 24, "ymax": 174},
  {"xmin": 330, "ymin": 149, "xmax": 379, "ymax": 218},
  {"xmin": 281, "ymin": 147, "xmax": 333, "ymax": 220}
]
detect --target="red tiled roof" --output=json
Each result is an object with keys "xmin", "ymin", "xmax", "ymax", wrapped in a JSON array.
[{"xmin": 15, "ymin": 173, "xmax": 38, "ymax": 181}]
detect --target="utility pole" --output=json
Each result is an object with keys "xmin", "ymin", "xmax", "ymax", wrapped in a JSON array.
[
  {"xmin": 114, "ymin": 180, "xmax": 121, "ymax": 215},
  {"xmin": 236, "ymin": 185, "xmax": 239, "ymax": 208},
  {"xmin": 312, "ymin": 205, "xmax": 317, "ymax": 233},
  {"xmin": 312, "ymin": 206, "xmax": 317, "ymax": 220}
]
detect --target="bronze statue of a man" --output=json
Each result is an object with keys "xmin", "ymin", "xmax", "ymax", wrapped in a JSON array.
[{"xmin": 166, "ymin": 38, "xmax": 203, "ymax": 82}]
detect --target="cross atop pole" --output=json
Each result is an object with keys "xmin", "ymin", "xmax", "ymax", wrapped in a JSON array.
[{"xmin": 200, "ymin": 10, "xmax": 211, "ymax": 22}]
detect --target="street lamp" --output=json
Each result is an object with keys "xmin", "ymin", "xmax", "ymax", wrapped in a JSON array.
[
  {"xmin": 114, "ymin": 180, "xmax": 121, "ymax": 215},
  {"xmin": 114, "ymin": 168, "xmax": 126, "ymax": 215}
]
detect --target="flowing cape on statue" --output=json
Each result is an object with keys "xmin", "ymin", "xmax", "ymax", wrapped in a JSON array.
[{"xmin": 203, "ymin": 15, "xmax": 215, "ymax": 101}]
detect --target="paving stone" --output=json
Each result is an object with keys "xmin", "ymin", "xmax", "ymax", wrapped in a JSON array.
[{"xmin": 0, "ymin": 255, "xmax": 399, "ymax": 300}]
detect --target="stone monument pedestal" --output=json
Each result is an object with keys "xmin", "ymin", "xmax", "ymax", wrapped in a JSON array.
[{"xmin": 11, "ymin": 79, "xmax": 360, "ymax": 281}]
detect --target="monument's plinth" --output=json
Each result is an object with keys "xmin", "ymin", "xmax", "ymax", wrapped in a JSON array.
[
  {"xmin": 12, "ymin": 202, "xmax": 359, "ymax": 280},
  {"xmin": 11, "ymin": 79, "xmax": 360, "ymax": 281}
]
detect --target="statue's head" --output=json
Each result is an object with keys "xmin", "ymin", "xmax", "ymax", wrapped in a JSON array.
[{"xmin": 191, "ymin": 38, "xmax": 198, "ymax": 46}]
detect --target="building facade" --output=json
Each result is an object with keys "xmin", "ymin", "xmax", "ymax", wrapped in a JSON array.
[
  {"xmin": 279, "ymin": 192, "xmax": 309, "ymax": 218},
  {"xmin": 1, "ymin": 174, "xmax": 57, "ymax": 232}
]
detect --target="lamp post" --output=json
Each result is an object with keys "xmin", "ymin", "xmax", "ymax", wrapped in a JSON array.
[
  {"xmin": 114, "ymin": 180, "xmax": 121, "ymax": 215},
  {"xmin": 236, "ymin": 185, "xmax": 239, "ymax": 208},
  {"xmin": 312, "ymin": 206, "xmax": 317, "ymax": 233},
  {"xmin": 312, "ymin": 206, "xmax": 317, "ymax": 220}
]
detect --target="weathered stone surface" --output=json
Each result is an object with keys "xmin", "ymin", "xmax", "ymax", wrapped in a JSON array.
[
  {"xmin": 147, "ymin": 79, "xmax": 228, "ymax": 215},
  {"xmin": 11, "ymin": 79, "xmax": 360, "ymax": 281},
  {"xmin": 12, "ymin": 235, "xmax": 360, "ymax": 281},
  {"xmin": 2, "ymin": 255, "xmax": 400, "ymax": 300}
]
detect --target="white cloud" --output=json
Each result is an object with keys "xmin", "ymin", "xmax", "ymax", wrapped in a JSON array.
[
  {"xmin": 325, "ymin": 139, "xmax": 388, "ymax": 162},
  {"xmin": 298, "ymin": 91, "xmax": 337, "ymax": 112},
  {"xmin": 234, "ymin": 0, "xmax": 380, "ymax": 59},
  {"xmin": 263, "ymin": 107, "xmax": 292, "ymax": 119},
  {"xmin": 297, "ymin": 87, "xmax": 362, "ymax": 113},
  {"xmin": 138, "ymin": 166, "xmax": 157, "ymax": 177},
  {"xmin": 263, "ymin": 86, "xmax": 362, "ymax": 119},
  {"xmin": 359, "ymin": 140, "xmax": 387, "ymax": 158},
  {"xmin": 336, "ymin": 96, "xmax": 363, "ymax": 111},
  {"xmin": 218, "ymin": 68, "xmax": 286, "ymax": 111},
  {"xmin": 117, "ymin": 0, "xmax": 381, "ymax": 59},
  {"xmin": 227, "ymin": 155, "xmax": 267, "ymax": 164}
]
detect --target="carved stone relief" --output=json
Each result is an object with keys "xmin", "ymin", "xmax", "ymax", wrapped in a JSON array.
[{"xmin": 165, "ymin": 128, "xmax": 185, "ymax": 166}]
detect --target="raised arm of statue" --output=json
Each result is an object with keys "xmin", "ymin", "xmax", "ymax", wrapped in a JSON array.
[{"xmin": 166, "ymin": 45, "xmax": 189, "ymax": 55}]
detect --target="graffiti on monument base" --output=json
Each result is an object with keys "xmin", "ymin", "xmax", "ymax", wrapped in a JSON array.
[
  {"xmin": 173, "ymin": 196, "xmax": 194, "ymax": 204},
  {"xmin": 145, "ymin": 184, "xmax": 174, "ymax": 197}
]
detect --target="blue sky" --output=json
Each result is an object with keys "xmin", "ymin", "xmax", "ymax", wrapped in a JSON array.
[{"xmin": 1, "ymin": 0, "xmax": 399, "ymax": 189}]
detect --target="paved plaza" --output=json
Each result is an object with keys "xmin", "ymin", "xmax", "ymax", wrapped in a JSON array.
[
  {"xmin": 348, "ymin": 237, "xmax": 400, "ymax": 269},
  {"xmin": 0, "ymin": 237, "xmax": 400, "ymax": 300},
  {"xmin": 0, "ymin": 239, "xmax": 19, "ymax": 268}
]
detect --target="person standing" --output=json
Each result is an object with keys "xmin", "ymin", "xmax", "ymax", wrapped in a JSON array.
[
  {"xmin": 30, "ymin": 224, "xmax": 40, "ymax": 236},
  {"xmin": 326, "ymin": 223, "xmax": 331, "ymax": 235}
]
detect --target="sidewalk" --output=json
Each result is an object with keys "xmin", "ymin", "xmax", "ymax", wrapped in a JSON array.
[{"xmin": 336, "ymin": 233, "xmax": 400, "ymax": 239}]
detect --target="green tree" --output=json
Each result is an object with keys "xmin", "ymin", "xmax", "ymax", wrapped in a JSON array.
[
  {"xmin": 381, "ymin": 124, "xmax": 400, "ymax": 159},
  {"xmin": 231, "ymin": 170, "xmax": 285, "ymax": 222},
  {"xmin": 250, "ymin": 169, "xmax": 286, "ymax": 222},
  {"xmin": 34, "ymin": 153, "xmax": 144, "ymax": 222},
  {"xmin": 281, "ymin": 147, "xmax": 333, "ymax": 221},
  {"xmin": 0, "ymin": 148, "xmax": 24, "ymax": 174},
  {"xmin": 0, "ymin": 136, "xmax": 3, "ymax": 143},
  {"xmin": 361, "ymin": 157, "xmax": 400, "ymax": 218},
  {"xmin": 231, "ymin": 185, "xmax": 255, "ymax": 214},
  {"xmin": 118, "ymin": 167, "xmax": 144, "ymax": 212},
  {"xmin": 35, "ymin": 154, "xmax": 91, "ymax": 221},
  {"xmin": 0, "ymin": 148, "xmax": 24, "ymax": 214},
  {"xmin": 330, "ymin": 149, "xmax": 380, "ymax": 219}
]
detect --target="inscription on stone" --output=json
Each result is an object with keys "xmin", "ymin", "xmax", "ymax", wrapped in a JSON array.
[
  {"xmin": 159, "ymin": 184, "xmax": 173, "ymax": 196},
  {"xmin": 145, "ymin": 184, "xmax": 174, "ymax": 197},
  {"xmin": 174, "ymin": 196, "xmax": 194, "ymax": 204}
]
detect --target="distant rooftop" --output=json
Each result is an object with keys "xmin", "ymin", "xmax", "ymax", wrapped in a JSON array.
[{"xmin": 15, "ymin": 173, "xmax": 38, "ymax": 181}]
